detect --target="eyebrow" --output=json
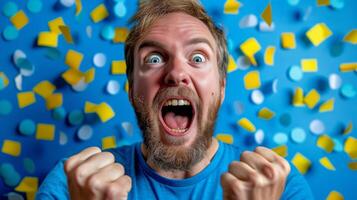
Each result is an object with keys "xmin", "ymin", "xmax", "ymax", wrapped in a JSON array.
[{"xmin": 137, "ymin": 38, "xmax": 214, "ymax": 52}]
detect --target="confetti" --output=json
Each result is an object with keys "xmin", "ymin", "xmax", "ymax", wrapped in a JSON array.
[
  {"xmin": 45, "ymin": 93, "xmax": 63, "ymax": 110},
  {"xmin": 264, "ymin": 46, "xmax": 275, "ymax": 66},
  {"xmin": 84, "ymin": 68, "xmax": 95, "ymax": 83},
  {"xmin": 333, "ymin": 138, "xmax": 343, "ymax": 152},
  {"xmin": 90, "ymin": 4, "xmax": 109, "ymax": 23},
  {"xmin": 60, "ymin": 0, "xmax": 75, "ymax": 7},
  {"xmin": 2, "ymin": 2, "xmax": 18, "ymax": 17},
  {"xmin": 304, "ymin": 89, "xmax": 320, "ymax": 109},
  {"xmin": 348, "ymin": 162, "xmax": 357, "ymax": 170},
  {"xmin": 72, "ymin": 78, "xmax": 88, "ymax": 92},
  {"xmin": 339, "ymin": 63, "xmax": 357, "ymax": 72},
  {"xmin": 254, "ymin": 129, "xmax": 264, "ymax": 144},
  {"xmin": 107, "ymin": 80, "xmax": 120, "ymax": 95},
  {"xmin": 292, "ymin": 152, "xmax": 311, "ymax": 175},
  {"xmin": 306, "ymin": 23, "xmax": 332, "ymax": 46},
  {"xmin": 114, "ymin": 2, "xmax": 127, "ymax": 18},
  {"xmin": 319, "ymin": 98, "xmax": 334, "ymax": 112},
  {"xmin": 33, "ymin": 80, "xmax": 56, "ymax": 98},
  {"xmin": 240, "ymin": 38, "xmax": 261, "ymax": 66},
  {"xmin": 0, "ymin": 163, "xmax": 21, "ymax": 187},
  {"xmin": 59, "ymin": 25, "xmax": 74, "ymax": 44},
  {"xmin": 343, "ymin": 122, "xmax": 352, "ymax": 135},
  {"xmin": 243, "ymin": 70, "xmax": 261, "ymax": 90},
  {"xmin": 15, "ymin": 74, "xmax": 23, "ymax": 91},
  {"xmin": 310, "ymin": 119, "xmax": 325, "ymax": 135},
  {"xmin": 17, "ymin": 92, "xmax": 36, "ymax": 108},
  {"xmin": 317, "ymin": 134, "xmax": 335, "ymax": 153},
  {"xmin": 101, "ymin": 25, "xmax": 115, "ymax": 40},
  {"xmin": 340, "ymin": 84, "xmax": 356, "ymax": 98},
  {"xmin": 27, "ymin": 0, "xmax": 42, "ymax": 14},
  {"xmin": 59, "ymin": 131, "xmax": 68, "ymax": 145},
  {"xmin": 291, "ymin": 127, "xmax": 306, "ymax": 143},
  {"xmin": 288, "ymin": 65, "xmax": 303, "ymax": 82},
  {"xmin": 15, "ymin": 177, "xmax": 38, "ymax": 193},
  {"xmin": 287, "ymin": 0, "xmax": 300, "ymax": 6},
  {"xmin": 75, "ymin": 0, "xmax": 82, "ymax": 16},
  {"xmin": 0, "ymin": 72, "xmax": 9, "ymax": 90},
  {"xmin": 236, "ymin": 56, "xmax": 250, "ymax": 70},
  {"xmin": 227, "ymin": 55, "xmax": 237, "ymax": 73},
  {"xmin": 257, "ymin": 107, "xmax": 275, "ymax": 120},
  {"xmin": 93, "ymin": 53, "xmax": 107, "ymax": 68},
  {"xmin": 272, "ymin": 145, "xmax": 288, "ymax": 157},
  {"xmin": 77, "ymin": 125, "xmax": 93, "ymax": 141},
  {"xmin": 23, "ymin": 158, "xmax": 36, "ymax": 174},
  {"xmin": 62, "ymin": 68, "xmax": 84, "ymax": 85},
  {"xmin": 239, "ymin": 14, "xmax": 258, "ymax": 28},
  {"xmin": 1, "ymin": 140, "xmax": 21, "ymax": 157},
  {"xmin": 343, "ymin": 29, "xmax": 357, "ymax": 44},
  {"xmin": 52, "ymin": 107, "xmax": 67, "ymax": 121},
  {"xmin": 281, "ymin": 32, "xmax": 296, "ymax": 49},
  {"xmin": 68, "ymin": 110, "xmax": 84, "ymax": 126},
  {"xmin": 259, "ymin": 21, "xmax": 275, "ymax": 32},
  {"xmin": 279, "ymin": 113, "xmax": 292, "ymax": 127},
  {"xmin": 319, "ymin": 157, "xmax": 335, "ymax": 171},
  {"xmin": 326, "ymin": 191, "xmax": 344, "ymax": 200},
  {"xmin": 330, "ymin": 0, "xmax": 345, "ymax": 9},
  {"xmin": 19, "ymin": 119, "xmax": 36, "ymax": 136},
  {"xmin": 250, "ymin": 89, "xmax": 264, "ymax": 105},
  {"xmin": 328, "ymin": 73, "xmax": 342, "ymax": 90},
  {"xmin": 3, "ymin": 26, "xmax": 19, "ymax": 41},
  {"xmin": 96, "ymin": 102, "xmax": 115, "ymax": 123},
  {"xmin": 301, "ymin": 58, "xmax": 318, "ymax": 72},
  {"xmin": 261, "ymin": 2, "xmax": 273, "ymax": 26},
  {"xmin": 10, "ymin": 10, "xmax": 29, "ymax": 30},
  {"xmin": 36, "ymin": 123, "xmax": 55, "ymax": 141},
  {"xmin": 111, "ymin": 60, "xmax": 127, "ymax": 74},
  {"xmin": 224, "ymin": 0, "xmax": 242, "ymax": 14},
  {"xmin": 37, "ymin": 32, "xmax": 58, "ymax": 47},
  {"xmin": 216, "ymin": 134, "xmax": 233, "ymax": 144},
  {"xmin": 65, "ymin": 49, "xmax": 83, "ymax": 69},
  {"xmin": 344, "ymin": 136, "xmax": 357, "ymax": 159},
  {"xmin": 317, "ymin": 0, "xmax": 330, "ymax": 6},
  {"xmin": 273, "ymin": 132, "xmax": 288, "ymax": 145},
  {"xmin": 102, "ymin": 136, "xmax": 117, "ymax": 150},
  {"xmin": 113, "ymin": 28, "xmax": 129, "ymax": 43},
  {"xmin": 0, "ymin": 99, "xmax": 13, "ymax": 115},
  {"xmin": 237, "ymin": 117, "xmax": 256, "ymax": 132}
]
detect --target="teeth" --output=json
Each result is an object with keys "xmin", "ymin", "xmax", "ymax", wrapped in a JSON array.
[
  {"xmin": 169, "ymin": 128, "xmax": 188, "ymax": 133},
  {"xmin": 164, "ymin": 99, "xmax": 190, "ymax": 106}
]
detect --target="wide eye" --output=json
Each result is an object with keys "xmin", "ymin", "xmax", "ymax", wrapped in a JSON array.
[
  {"xmin": 191, "ymin": 53, "xmax": 206, "ymax": 63},
  {"xmin": 145, "ymin": 54, "xmax": 163, "ymax": 64}
]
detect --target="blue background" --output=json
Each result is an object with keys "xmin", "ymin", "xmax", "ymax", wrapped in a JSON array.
[{"xmin": 0, "ymin": 0, "xmax": 356, "ymax": 199}]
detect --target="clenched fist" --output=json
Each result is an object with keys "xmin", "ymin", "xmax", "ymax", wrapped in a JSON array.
[
  {"xmin": 221, "ymin": 146, "xmax": 291, "ymax": 200},
  {"xmin": 64, "ymin": 147, "xmax": 132, "ymax": 200}
]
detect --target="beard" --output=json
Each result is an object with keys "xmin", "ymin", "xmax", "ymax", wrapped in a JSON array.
[{"xmin": 132, "ymin": 86, "xmax": 221, "ymax": 171}]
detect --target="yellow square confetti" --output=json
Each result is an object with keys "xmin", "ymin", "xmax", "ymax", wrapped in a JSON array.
[
  {"xmin": 304, "ymin": 89, "xmax": 320, "ymax": 109},
  {"xmin": 113, "ymin": 28, "xmax": 129, "ymax": 43},
  {"xmin": 17, "ymin": 92, "xmax": 36, "ymax": 108},
  {"xmin": 84, "ymin": 101, "xmax": 98, "ymax": 113},
  {"xmin": 261, "ymin": 2, "xmax": 272, "ymax": 26},
  {"xmin": 240, "ymin": 37, "xmax": 261, "ymax": 57},
  {"xmin": 258, "ymin": 107, "xmax": 275, "ymax": 120},
  {"xmin": 292, "ymin": 87, "xmax": 305, "ymax": 107},
  {"xmin": 45, "ymin": 93, "xmax": 63, "ymax": 110},
  {"xmin": 281, "ymin": 32, "xmax": 296, "ymax": 49},
  {"xmin": 0, "ymin": 72, "xmax": 9, "ymax": 88},
  {"xmin": 48, "ymin": 17, "xmax": 65, "ymax": 34},
  {"xmin": 317, "ymin": 134, "xmax": 335, "ymax": 153},
  {"xmin": 224, "ymin": 0, "xmax": 241, "ymax": 14},
  {"xmin": 301, "ymin": 58, "xmax": 318, "ymax": 72},
  {"xmin": 36, "ymin": 123, "xmax": 55, "ymax": 141},
  {"xmin": 326, "ymin": 191, "xmax": 344, "ymax": 200},
  {"xmin": 111, "ymin": 61, "xmax": 127, "ymax": 75},
  {"xmin": 343, "ymin": 29, "xmax": 357, "ymax": 44},
  {"xmin": 96, "ymin": 102, "xmax": 115, "ymax": 123},
  {"xmin": 37, "ymin": 32, "xmax": 58, "ymax": 47},
  {"xmin": 319, "ymin": 98, "xmax": 334, "ymax": 112},
  {"xmin": 84, "ymin": 68, "xmax": 95, "ymax": 83},
  {"xmin": 62, "ymin": 68, "xmax": 84, "ymax": 85},
  {"xmin": 90, "ymin": 4, "xmax": 109, "ymax": 23},
  {"xmin": 237, "ymin": 117, "xmax": 256, "ymax": 132},
  {"xmin": 59, "ymin": 25, "xmax": 74, "ymax": 44},
  {"xmin": 344, "ymin": 136, "xmax": 357, "ymax": 159},
  {"xmin": 102, "ymin": 136, "xmax": 117, "ymax": 150},
  {"xmin": 1, "ymin": 139, "xmax": 21, "ymax": 156},
  {"xmin": 317, "ymin": 0, "xmax": 330, "ymax": 6},
  {"xmin": 264, "ymin": 46, "xmax": 275, "ymax": 66},
  {"xmin": 243, "ymin": 70, "xmax": 261, "ymax": 90},
  {"xmin": 15, "ymin": 177, "xmax": 38, "ymax": 193},
  {"xmin": 272, "ymin": 145, "xmax": 288, "ymax": 157},
  {"xmin": 339, "ymin": 63, "xmax": 357, "ymax": 72},
  {"xmin": 292, "ymin": 152, "xmax": 311, "ymax": 175},
  {"xmin": 65, "ymin": 49, "xmax": 83, "ymax": 69},
  {"xmin": 348, "ymin": 162, "xmax": 357, "ymax": 170},
  {"xmin": 33, "ymin": 80, "xmax": 56, "ymax": 99},
  {"xmin": 216, "ymin": 134, "xmax": 233, "ymax": 144},
  {"xmin": 306, "ymin": 23, "xmax": 332, "ymax": 46},
  {"xmin": 319, "ymin": 156, "xmax": 335, "ymax": 171},
  {"xmin": 227, "ymin": 55, "xmax": 237, "ymax": 73},
  {"xmin": 10, "ymin": 10, "xmax": 29, "ymax": 30}
]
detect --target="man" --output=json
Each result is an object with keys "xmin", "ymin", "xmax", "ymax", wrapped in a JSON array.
[{"xmin": 37, "ymin": 0, "xmax": 314, "ymax": 199}]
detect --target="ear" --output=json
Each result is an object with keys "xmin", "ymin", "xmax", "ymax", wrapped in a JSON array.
[{"xmin": 220, "ymin": 78, "xmax": 226, "ymax": 105}]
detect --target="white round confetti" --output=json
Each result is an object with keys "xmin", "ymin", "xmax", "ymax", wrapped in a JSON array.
[
  {"xmin": 77, "ymin": 125, "xmax": 93, "ymax": 141},
  {"xmin": 13, "ymin": 50, "xmax": 26, "ymax": 66},
  {"xmin": 86, "ymin": 25, "xmax": 92, "ymax": 38},
  {"xmin": 59, "ymin": 131, "xmax": 68, "ymax": 145},
  {"xmin": 107, "ymin": 80, "xmax": 120, "ymax": 95},
  {"xmin": 236, "ymin": 56, "xmax": 250, "ymax": 70},
  {"xmin": 329, "ymin": 73, "xmax": 342, "ymax": 90},
  {"xmin": 239, "ymin": 14, "xmax": 258, "ymax": 28},
  {"xmin": 6, "ymin": 192, "xmax": 24, "ymax": 200},
  {"xmin": 251, "ymin": 89, "xmax": 264, "ymax": 105},
  {"xmin": 273, "ymin": 132, "xmax": 288, "ymax": 145},
  {"xmin": 259, "ymin": 21, "xmax": 275, "ymax": 32},
  {"xmin": 254, "ymin": 129, "xmax": 264, "ymax": 144},
  {"xmin": 60, "ymin": 0, "xmax": 75, "ymax": 7},
  {"xmin": 309, "ymin": 119, "xmax": 325, "ymax": 135},
  {"xmin": 272, "ymin": 78, "xmax": 278, "ymax": 93},
  {"xmin": 122, "ymin": 122, "xmax": 133, "ymax": 135},
  {"xmin": 93, "ymin": 53, "xmax": 107, "ymax": 68},
  {"xmin": 72, "ymin": 78, "xmax": 88, "ymax": 92},
  {"xmin": 291, "ymin": 127, "xmax": 306, "ymax": 143},
  {"xmin": 15, "ymin": 74, "xmax": 22, "ymax": 91}
]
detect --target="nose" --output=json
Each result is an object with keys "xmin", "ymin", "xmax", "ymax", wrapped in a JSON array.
[{"xmin": 163, "ymin": 57, "xmax": 190, "ymax": 86}]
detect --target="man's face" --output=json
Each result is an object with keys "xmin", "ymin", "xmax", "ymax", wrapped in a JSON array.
[{"xmin": 130, "ymin": 12, "xmax": 225, "ymax": 171}]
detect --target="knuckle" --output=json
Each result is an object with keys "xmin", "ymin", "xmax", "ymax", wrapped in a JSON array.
[
  {"xmin": 101, "ymin": 152, "xmax": 115, "ymax": 162},
  {"xmin": 121, "ymin": 175, "xmax": 132, "ymax": 188},
  {"xmin": 228, "ymin": 161, "xmax": 239, "ymax": 172},
  {"xmin": 113, "ymin": 163, "xmax": 125, "ymax": 173},
  {"xmin": 87, "ymin": 176, "xmax": 103, "ymax": 192},
  {"xmin": 73, "ymin": 166, "xmax": 86, "ymax": 183},
  {"xmin": 64, "ymin": 159, "xmax": 74, "ymax": 173},
  {"xmin": 240, "ymin": 151, "xmax": 251, "ymax": 160}
]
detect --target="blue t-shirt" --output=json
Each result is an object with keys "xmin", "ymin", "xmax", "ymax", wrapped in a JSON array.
[{"xmin": 36, "ymin": 141, "xmax": 314, "ymax": 199}]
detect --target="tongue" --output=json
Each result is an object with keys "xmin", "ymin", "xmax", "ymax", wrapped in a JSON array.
[{"xmin": 163, "ymin": 112, "xmax": 189, "ymax": 129}]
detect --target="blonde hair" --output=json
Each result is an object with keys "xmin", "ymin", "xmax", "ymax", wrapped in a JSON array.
[{"xmin": 125, "ymin": 0, "xmax": 228, "ymax": 86}]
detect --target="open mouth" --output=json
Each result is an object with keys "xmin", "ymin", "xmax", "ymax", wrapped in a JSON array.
[{"xmin": 159, "ymin": 98, "xmax": 195, "ymax": 136}]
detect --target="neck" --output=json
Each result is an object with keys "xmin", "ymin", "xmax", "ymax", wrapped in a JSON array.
[{"xmin": 141, "ymin": 137, "xmax": 219, "ymax": 179}]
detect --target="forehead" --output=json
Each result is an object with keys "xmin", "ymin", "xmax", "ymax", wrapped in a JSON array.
[{"xmin": 136, "ymin": 12, "xmax": 217, "ymax": 51}]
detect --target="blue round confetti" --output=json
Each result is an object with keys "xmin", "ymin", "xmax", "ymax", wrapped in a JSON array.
[
  {"xmin": 68, "ymin": 109, "xmax": 84, "ymax": 125},
  {"xmin": 287, "ymin": 0, "xmax": 300, "ymax": 6},
  {"xmin": 19, "ymin": 119, "xmax": 36, "ymax": 136},
  {"xmin": 291, "ymin": 127, "xmax": 306, "ymax": 143},
  {"xmin": 3, "ymin": 26, "xmax": 19, "ymax": 41},
  {"xmin": 279, "ymin": 113, "xmax": 292, "ymax": 127},
  {"xmin": 53, "ymin": 107, "xmax": 67, "ymax": 120},
  {"xmin": 23, "ymin": 158, "xmax": 36, "ymax": 174},
  {"xmin": 2, "ymin": 2, "xmax": 18, "ymax": 17},
  {"xmin": 330, "ymin": 0, "xmax": 344, "ymax": 9},
  {"xmin": 341, "ymin": 84, "xmax": 356, "ymax": 98},
  {"xmin": 0, "ymin": 99, "xmax": 12, "ymax": 115},
  {"xmin": 333, "ymin": 138, "xmax": 343, "ymax": 152},
  {"xmin": 0, "ymin": 163, "xmax": 21, "ymax": 187},
  {"xmin": 27, "ymin": 0, "xmax": 42, "ymax": 13},
  {"xmin": 114, "ymin": 2, "xmax": 127, "ymax": 18},
  {"xmin": 273, "ymin": 132, "xmax": 288, "ymax": 145},
  {"xmin": 288, "ymin": 65, "xmax": 303, "ymax": 82},
  {"xmin": 6, "ymin": 192, "xmax": 24, "ymax": 200},
  {"xmin": 101, "ymin": 25, "xmax": 115, "ymax": 41}
]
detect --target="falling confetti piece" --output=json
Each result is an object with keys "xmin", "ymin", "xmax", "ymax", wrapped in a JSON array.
[
  {"xmin": 273, "ymin": 132, "xmax": 288, "ymax": 145},
  {"xmin": 261, "ymin": 2, "xmax": 273, "ymax": 26},
  {"xmin": 264, "ymin": 46, "xmax": 275, "ymax": 66},
  {"xmin": 292, "ymin": 152, "xmax": 311, "ymax": 175},
  {"xmin": 339, "ymin": 63, "xmax": 357, "ymax": 72},
  {"xmin": 243, "ymin": 70, "xmax": 261, "ymax": 90},
  {"xmin": 224, "ymin": 0, "xmax": 242, "ymax": 14},
  {"xmin": 90, "ymin": 4, "xmax": 109, "ymax": 23},
  {"xmin": 111, "ymin": 60, "xmax": 127, "ymax": 74},
  {"xmin": 319, "ymin": 98, "xmax": 334, "ymax": 112},
  {"xmin": 317, "ymin": 134, "xmax": 335, "ymax": 153},
  {"xmin": 227, "ymin": 55, "xmax": 237, "ymax": 73},
  {"xmin": 33, "ymin": 80, "xmax": 56, "ymax": 99},
  {"xmin": 292, "ymin": 87, "xmax": 304, "ymax": 107},
  {"xmin": 343, "ymin": 29, "xmax": 357, "ymax": 44},
  {"xmin": 301, "ymin": 58, "xmax": 318, "ymax": 72},
  {"xmin": 319, "ymin": 157, "xmax": 335, "ymax": 170},
  {"xmin": 254, "ymin": 129, "xmax": 264, "ymax": 144},
  {"xmin": 304, "ymin": 89, "xmax": 320, "ymax": 109},
  {"xmin": 326, "ymin": 191, "xmax": 344, "ymax": 200},
  {"xmin": 10, "ymin": 10, "xmax": 29, "ymax": 30},
  {"xmin": 343, "ymin": 122, "xmax": 353, "ymax": 135},
  {"xmin": 48, "ymin": 17, "xmax": 65, "ymax": 34},
  {"xmin": 291, "ymin": 127, "xmax": 306, "ymax": 144},
  {"xmin": 17, "ymin": 92, "xmax": 36, "ymax": 108},
  {"xmin": 237, "ymin": 117, "xmax": 256, "ymax": 132},
  {"xmin": 272, "ymin": 145, "xmax": 288, "ymax": 157},
  {"xmin": 37, "ymin": 32, "xmax": 58, "ymax": 47},
  {"xmin": 240, "ymin": 38, "xmax": 261, "ymax": 66},
  {"xmin": 239, "ymin": 14, "xmax": 258, "ymax": 28},
  {"xmin": 281, "ymin": 32, "xmax": 296, "ymax": 49},
  {"xmin": 102, "ymin": 136, "xmax": 117, "ymax": 150},
  {"xmin": 310, "ymin": 119, "xmax": 325, "ymax": 135},
  {"xmin": 1, "ymin": 140, "xmax": 21, "ymax": 157},
  {"xmin": 329, "ymin": 73, "xmax": 342, "ymax": 90},
  {"xmin": 59, "ymin": 25, "xmax": 74, "ymax": 44},
  {"xmin": 306, "ymin": 23, "xmax": 332, "ymax": 46},
  {"xmin": 344, "ymin": 136, "xmax": 357, "ymax": 159},
  {"xmin": 216, "ymin": 134, "xmax": 233, "ymax": 144},
  {"xmin": 250, "ymin": 89, "xmax": 264, "ymax": 105},
  {"xmin": 77, "ymin": 125, "xmax": 93, "ymax": 141},
  {"xmin": 36, "ymin": 123, "xmax": 55, "ymax": 141},
  {"xmin": 257, "ymin": 107, "xmax": 275, "ymax": 120},
  {"xmin": 15, "ymin": 177, "xmax": 38, "ymax": 193}
]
